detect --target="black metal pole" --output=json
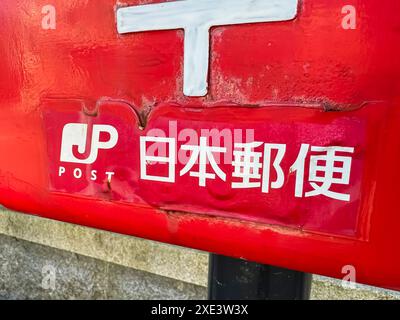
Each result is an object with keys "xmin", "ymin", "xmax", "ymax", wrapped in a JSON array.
[{"xmin": 208, "ymin": 254, "xmax": 312, "ymax": 300}]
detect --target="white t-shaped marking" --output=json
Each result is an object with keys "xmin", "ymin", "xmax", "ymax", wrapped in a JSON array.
[{"xmin": 117, "ymin": 0, "xmax": 298, "ymax": 97}]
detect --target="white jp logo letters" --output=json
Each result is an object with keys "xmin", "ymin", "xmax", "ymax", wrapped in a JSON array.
[
  {"xmin": 60, "ymin": 123, "xmax": 118, "ymax": 164},
  {"xmin": 116, "ymin": 0, "xmax": 298, "ymax": 97}
]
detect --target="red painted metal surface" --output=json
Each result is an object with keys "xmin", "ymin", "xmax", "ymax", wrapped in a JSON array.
[{"xmin": 0, "ymin": 0, "xmax": 400, "ymax": 290}]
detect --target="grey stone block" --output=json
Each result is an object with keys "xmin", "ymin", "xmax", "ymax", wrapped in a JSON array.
[
  {"xmin": 107, "ymin": 263, "xmax": 206, "ymax": 300},
  {"xmin": 0, "ymin": 234, "xmax": 206, "ymax": 300}
]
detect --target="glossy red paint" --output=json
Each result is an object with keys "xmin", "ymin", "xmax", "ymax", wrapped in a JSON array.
[
  {"xmin": 0, "ymin": 0, "xmax": 399, "ymax": 290},
  {"xmin": 44, "ymin": 99, "xmax": 381, "ymax": 238}
]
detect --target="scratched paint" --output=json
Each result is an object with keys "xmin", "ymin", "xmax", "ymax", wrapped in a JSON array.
[
  {"xmin": 43, "ymin": 100, "xmax": 372, "ymax": 237},
  {"xmin": 0, "ymin": 0, "xmax": 399, "ymax": 291},
  {"xmin": 117, "ymin": 0, "xmax": 298, "ymax": 96}
]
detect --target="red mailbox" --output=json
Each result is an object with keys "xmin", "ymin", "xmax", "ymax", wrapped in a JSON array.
[{"xmin": 0, "ymin": 0, "xmax": 399, "ymax": 291}]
